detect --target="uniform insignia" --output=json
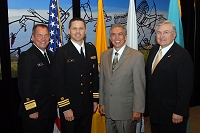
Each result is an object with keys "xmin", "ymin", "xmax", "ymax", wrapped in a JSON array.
[
  {"xmin": 24, "ymin": 99, "xmax": 37, "ymax": 110},
  {"xmin": 26, "ymin": 98, "xmax": 30, "ymax": 101},
  {"xmin": 61, "ymin": 97, "xmax": 64, "ymax": 100},
  {"xmin": 93, "ymin": 92, "xmax": 99, "ymax": 98},
  {"xmin": 67, "ymin": 59, "xmax": 75, "ymax": 63},
  {"xmin": 58, "ymin": 98, "xmax": 70, "ymax": 108},
  {"xmin": 90, "ymin": 56, "xmax": 96, "ymax": 59},
  {"xmin": 37, "ymin": 62, "xmax": 44, "ymax": 66}
]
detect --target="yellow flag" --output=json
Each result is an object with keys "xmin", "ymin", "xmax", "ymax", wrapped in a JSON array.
[
  {"xmin": 95, "ymin": 0, "xmax": 108, "ymax": 71},
  {"xmin": 91, "ymin": 0, "xmax": 107, "ymax": 133}
]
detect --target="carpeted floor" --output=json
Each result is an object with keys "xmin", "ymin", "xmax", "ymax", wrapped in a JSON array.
[{"xmin": 144, "ymin": 106, "xmax": 200, "ymax": 133}]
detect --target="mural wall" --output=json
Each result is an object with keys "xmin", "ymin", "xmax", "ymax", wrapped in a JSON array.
[
  {"xmin": 7, "ymin": 0, "xmax": 169, "ymax": 78},
  {"xmin": 8, "ymin": 0, "xmax": 169, "ymax": 52}
]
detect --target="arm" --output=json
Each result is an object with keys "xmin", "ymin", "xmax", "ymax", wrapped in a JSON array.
[
  {"xmin": 18, "ymin": 52, "xmax": 38, "ymax": 117},
  {"xmin": 132, "ymin": 53, "xmax": 146, "ymax": 113},
  {"xmin": 91, "ymin": 45, "xmax": 99, "ymax": 111},
  {"xmin": 51, "ymin": 48, "xmax": 72, "ymax": 114},
  {"xmin": 173, "ymin": 51, "xmax": 194, "ymax": 122},
  {"xmin": 99, "ymin": 53, "xmax": 105, "ymax": 114},
  {"xmin": 99, "ymin": 53, "xmax": 105, "ymax": 115}
]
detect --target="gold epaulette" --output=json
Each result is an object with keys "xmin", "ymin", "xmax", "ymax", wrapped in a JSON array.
[
  {"xmin": 24, "ymin": 99, "xmax": 37, "ymax": 110},
  {"xmin": 58, "ymin": 97, "xmax": 70, "ymax": 108},
  {"xmin": 93, "ymin": 92, "xmax": 99, "ymax": 98}
]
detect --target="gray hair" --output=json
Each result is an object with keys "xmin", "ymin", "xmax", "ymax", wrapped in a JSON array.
[
  {"xmin": 109, "ymin": 24, "xmax": 127, "ymax": 36},
  {"xmin": 155, "ymin": 20, "xmax": 177, "ymax": 36}
]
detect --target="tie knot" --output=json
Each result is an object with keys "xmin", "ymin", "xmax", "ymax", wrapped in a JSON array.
[
  {"xmin": 115, "ymin": 52, "xmax": 118, "ymax": 56},
  {"xmin": 44, "ymin": 52, "xmax": 47, "ymax": 57},
  {"xmin": 80, "ymin": 47, "xmax": 85, "ymax": 58}
]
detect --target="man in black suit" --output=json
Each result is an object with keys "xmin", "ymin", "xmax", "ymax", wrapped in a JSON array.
[
  {"xmin": 51, "ymin": 17, "xmax": 99, "ymax": 133},
  {"xmin": 145, "ymin": 20, "xmax": 194, "ymax": 133},
  {"xmin": 18, "ymin": 24, "xmax": 57, "ymax": 133}
]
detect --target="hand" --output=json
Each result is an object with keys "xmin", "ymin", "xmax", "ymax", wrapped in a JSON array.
[
  {"xmin": 172, "ymin": 113, "xmax": 183, "ymax": 124},
  {"xmin": 93, "ymin": 102, "xmax": 98, "ymax": 113},
  {"xmin": 29, "ymin": 112, "xmax": 39, "ymax": 119},
  {"xmin": 132, "ymin": 112, "xmax": 140, "ymax": 122},
  {"xmin": 64, "ymin": 109, "xmax": 75, "ymax": 121},
  {"xmin": 99, "ymin": 105, "xmax": 105, "ymax": 115}
]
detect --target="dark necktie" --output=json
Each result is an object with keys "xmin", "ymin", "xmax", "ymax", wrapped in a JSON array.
[
  {"xmin": 80, "ymin": 47, "xmax": 85, "ymax": 58},
  {"xmin": 44, "ymin": 52, "xmax": 50, "ymax": 64},
  {"xmin": 112, "ymin": 52, "xmax": 118, "ymax": 70}
]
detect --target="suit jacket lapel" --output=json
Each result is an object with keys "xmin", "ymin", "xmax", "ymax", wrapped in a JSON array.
[
  {"xmin": 67, "ymin": 42, "xmax": 85, "ymax": 71},
  {"xmin": 152, "ymin": 43, "xmax": 177, "ymax": 75},
  {"xmin": 32, "ymin": 45, "xmax": 51, "ymax": 70},
  {"xmin": 113, "ymin": 46, "xmax": 129, "ymax": 71}
]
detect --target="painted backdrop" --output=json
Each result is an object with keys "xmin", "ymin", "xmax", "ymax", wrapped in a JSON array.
[{"xmin": 8, "ymin": 0, "xmax": 169, "ymax": 53}]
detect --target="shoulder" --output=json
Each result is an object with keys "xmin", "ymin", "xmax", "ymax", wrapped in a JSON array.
[
  {"xmin": 56, "ymin": 43, "xmax": 70, "ymax": 53},
  {"xmin": 126, "ymin": 46, "xmax": 143, "ymax": 56},
  {"xmin": 150, "ymin": 44, "xmax": 160, "ymax": 51},
  {"xmin": 173, "ymin": 43, "xmax": 191, "ymax": 57},
  {"xmin": 20, "ymin": 46, "xmax": 35, "ymax": 58},
  {"xmin": 18, "ymin": 50, "xmax": 35, "ymax": 65},
  {"xmin": 101, "ymin": 48, "xmax": 112, "ymax": 56},
  {"xmin": 85, "ymin": 42, "xmax": 96, "ymax": 50}
]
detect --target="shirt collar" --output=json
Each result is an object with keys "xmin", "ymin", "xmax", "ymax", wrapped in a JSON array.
[
  {"xmin": 33, "ymin": 43, "xmax": 46, "ymax": 55},
  {"xmin": 160, "ymin": 40, "xmax": 174, "ymax": 51},
  {"xmin": 113, "ymin": 44, "xmax": 126, "ymax": 56},
  {"xmin": 71, "ymin": 40, "xmax": 85, "ymax": 53}
]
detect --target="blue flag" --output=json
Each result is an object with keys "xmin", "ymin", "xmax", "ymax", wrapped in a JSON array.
[
  {"xmin": 168, "ymin": 0, "xmax": 184, "ymax": 47},
  {"xmin": 48, "ymin": 0, "xmax": 62, "ymax": 53}
]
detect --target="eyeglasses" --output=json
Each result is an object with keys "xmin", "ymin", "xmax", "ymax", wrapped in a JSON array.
[{"xmin": 155, "ymin": 31, "xmax": 173, "ymax": 36}]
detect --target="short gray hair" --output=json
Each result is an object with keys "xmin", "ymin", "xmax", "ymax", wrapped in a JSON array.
[
  {"xmin": 109, "ymin": 24, "xmax": 127, "ymax": 36},
  {"xmin": 155, "ymin": 20, "xmax": 177, "ymax": 36}
]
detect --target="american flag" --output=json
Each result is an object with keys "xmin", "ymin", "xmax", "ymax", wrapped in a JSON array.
[
  {"xmin": 48, "ymin": 1, "xmax": 62, "ymax": 132},
  {"xmin": 48, "ymin": 0, "xmax": 62, "ymax": 53}
]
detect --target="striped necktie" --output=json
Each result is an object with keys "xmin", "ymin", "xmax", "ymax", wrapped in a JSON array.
[
  {"xmin": 112, "ymin": 52, "xmax": 119, "ymax": 70},
  {"xmin": 44, "ymin": 52, "xmax": 50, "ymax": 64}
]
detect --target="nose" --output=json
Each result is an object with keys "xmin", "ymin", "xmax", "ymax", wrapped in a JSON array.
[
  {"xmin": 114, "ymin": 34, "xmax": 120, "ymax": 39},
  {"xmin": 41, "ymin": 35, "xmax": 49, "ymax": 40}
]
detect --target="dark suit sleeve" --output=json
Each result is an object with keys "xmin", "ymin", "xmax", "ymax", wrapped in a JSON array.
[
  {"xmin": 174, "ymin": 51, "xmax": 194, "ymax": 116},
  {"xmin": 51, "ymin": 48, "xmax": 71, "ymax": 112},
  {"xmin": 18, "ymin": 52, "xmax": 38, "ymax": 115},
  {"xmin": 90, "ymin": 45, "xmax": 99, "ymax": 103}
]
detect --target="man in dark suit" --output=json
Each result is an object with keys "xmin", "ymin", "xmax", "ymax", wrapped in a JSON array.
[
  {"xmin": 51, "ymin": 17, "xmax": 99, "ymax": 133},
  {"xmin": 99, "ymin": 24, "xmax": 146, "ymax": 133},
  {"xmin": 18, "ymin": 24, "xmax": 57, "ymax": 133},
  {"xmin": 145, "ymin": 20, "xmax": 194, "ymax": 133}
]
